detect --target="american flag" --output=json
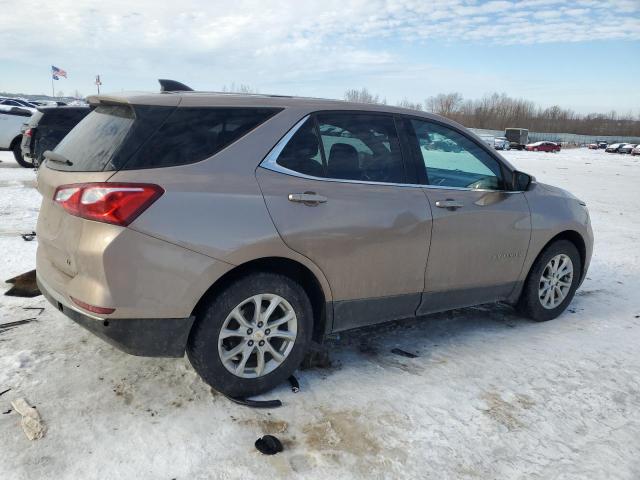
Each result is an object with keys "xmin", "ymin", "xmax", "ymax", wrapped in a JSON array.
[{"xmin": 51, "ymin": 65, "xmax": 67, "ymax": 80}]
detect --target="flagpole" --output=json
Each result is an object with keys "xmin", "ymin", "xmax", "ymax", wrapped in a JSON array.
[{"xmin": 51, "ymin": 68, "xmax": 54, "ymax": 98}]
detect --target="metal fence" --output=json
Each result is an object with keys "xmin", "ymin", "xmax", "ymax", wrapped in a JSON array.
[{"xmin": 469, "ymin": 128, "xmax": 640, "ymax": 145}]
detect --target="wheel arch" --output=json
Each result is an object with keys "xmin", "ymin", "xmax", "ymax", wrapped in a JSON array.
[
  {"xmin": 511, "ymin": 229, "xmax": 587, "ymax": 305},
  {"xmin": 540, "ymin": 230, "xmax": 587, "ymax": 280},
  {"xmin": 191, "ymin": 256, "xmax": 332, "ymax": 343}
]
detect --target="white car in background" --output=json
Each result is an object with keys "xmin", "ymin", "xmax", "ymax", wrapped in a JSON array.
[
  {"xmin": 0, "ymin": 105, "xmax": 34, "ymax": 167},
  {"xmin": 478, "ymin": 134, "xmax": 495, "ymax": 149},
  {"xmin": 494, "ymin": 137, "xmax": 510, "ymax": 150}
]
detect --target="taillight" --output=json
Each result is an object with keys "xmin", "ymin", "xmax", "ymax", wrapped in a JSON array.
[
  {"xmin": 25, "ymin": 128, "xmax": 32, "ymax": 137},
  {"xmin": 54, "ymin": 183, "xmax": 164, "ymax": 226},
  {"xmin": 70, "ymin": 296, "xmax": 115, "ymax": 315}
]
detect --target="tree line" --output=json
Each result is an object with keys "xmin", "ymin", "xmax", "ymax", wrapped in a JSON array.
[{"xmin": 345, "ymin": 88, "xmax": 640, "ymax": 137}]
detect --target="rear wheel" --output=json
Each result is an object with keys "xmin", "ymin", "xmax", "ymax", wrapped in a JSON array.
[
  {"xmin": 517, "ymin": 240, "xmax": 581, "ymax": 321},
  {"xmin": 187, "ymin": 272, "xmax": 313, "ymax": 397},
  {"xmin": 13, "ymin": 141, "xmax": 33, "ymax": 168}
]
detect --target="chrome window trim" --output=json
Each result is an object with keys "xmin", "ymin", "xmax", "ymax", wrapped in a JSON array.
[{"xmin": 259, "ymin": 114, "xmax": 526, "ymax": 193}]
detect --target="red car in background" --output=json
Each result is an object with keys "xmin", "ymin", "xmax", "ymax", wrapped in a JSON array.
[{"xmin": 526, "ymin": 141, "xmax": 561, "ymax": 152}]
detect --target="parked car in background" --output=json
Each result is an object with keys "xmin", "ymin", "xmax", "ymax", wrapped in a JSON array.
[
  {"xmin": 598, "ymin": 142, "xmax": 608, "ymax": 149},
  {"xmin": 0, "ymin": 97, "xmax": 37, "ymax": 109},
  {"xmin": 494, "ymin": 137, "xmax": 510, "ymax": 150},
  {"xmin": 505, "ymin": 128, "xmax": 529, "ymax": 150},
  {"xmin": 632, "ymin": 145, "xmax": 640, "ymax": 156},
  {"xmin": 0, "ymin": 105, "xmax": 33, "ymax": 167},
  {"xmin": 35, "ymin": 80, "xmax": 593, "ymax": 397},
  {"xmin": 526, "ymin": 141, "xmax": 561, "ymax": 152},
  {"xmin": 478, "ymin": 135, "xmax": 495, "ymax": 149},
  {"xmin": 605, "ymin": 143, "xmax": 624, "ymax": 153},
  {"xmin": 21, "ymin": 105, "xmax": 92, "ymax": 167},
  {"xmin": 588, "ymin": 143, "xmax": 599, "ymax": 150},
  {"xmin": 619, "ymin": 144, "xmax": 637, "ymax": 154}
]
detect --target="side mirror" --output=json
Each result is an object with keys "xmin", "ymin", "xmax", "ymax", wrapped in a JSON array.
[{"xmin": 512, "ymin": 170, "xmax": 534, "ymax": 191}]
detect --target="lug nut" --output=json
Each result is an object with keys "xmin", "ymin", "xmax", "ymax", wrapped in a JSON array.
[
  {"xmin": 265, "ymin": 329, "xmax": 271, "ymax": 335},
  {"xmin": 248, "ymin": 340, "xmax": 254, "ymax": 346},
  {"xmin": 247, "ymin": 328, "xmax": 253, "ymax": 335},
  {"xmin": 259, "ymin": 340, "xmax": 265, "ymax": 347},
  {"xmin": 257, "ymin": 321, "xmax": 264, "ymax": 328}
]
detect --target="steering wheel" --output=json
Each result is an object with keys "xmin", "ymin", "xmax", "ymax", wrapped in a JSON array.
[{"xmin": 466, "ymin": 176, "xmax": 496, "ymax": 190}]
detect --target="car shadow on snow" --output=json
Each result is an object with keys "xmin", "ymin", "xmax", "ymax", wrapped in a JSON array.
[{"xmin": 316, "ymin": 302, "xmax": 531, "ymax": 373}]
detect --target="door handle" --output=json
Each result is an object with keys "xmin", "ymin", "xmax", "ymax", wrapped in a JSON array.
[
  {"xmin": 435, "ymin": 199, "xmax": 464, "ymax": 210},
  {"xmin": 288, "ymin": 192, "xmax": 328, "ymax": 205}
]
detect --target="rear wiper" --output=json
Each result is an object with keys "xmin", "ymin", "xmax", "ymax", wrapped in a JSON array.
[{"xmin": 43, "ymin": 150, "xmax": 73, "ymax": 166}]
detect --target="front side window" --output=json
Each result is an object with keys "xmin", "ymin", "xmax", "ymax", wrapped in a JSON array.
[
  {"xmin": 410, "ymin": 119, "xmax": 504, "ymax": 190},
  {"xmin": 317, "ymin": 113, "xmax": 404, "ymax": 183}
]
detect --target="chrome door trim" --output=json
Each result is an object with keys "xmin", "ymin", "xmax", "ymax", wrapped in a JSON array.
[{"xmin": 259, "ymin": 114, "xmax": 528, "ymax": 193}]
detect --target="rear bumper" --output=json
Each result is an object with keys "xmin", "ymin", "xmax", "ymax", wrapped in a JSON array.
[{"xmin": 38, "ymin": 275, "xmax": 195, "ymax": 357}]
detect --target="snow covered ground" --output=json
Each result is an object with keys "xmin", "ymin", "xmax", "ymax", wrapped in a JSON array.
[{"xmin": 1, "ymin": 148, "xmax": 639, "ymax": 479}]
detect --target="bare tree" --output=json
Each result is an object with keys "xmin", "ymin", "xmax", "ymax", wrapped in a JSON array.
[
  {"xmin": 344, "ymin": 88, "xmax": 386, "ymax": 104},
  {"xmin": 221, "ymin": 83, "xmax": 258, "ymax": 94},
  {"xmin": 422, "ymin": 92, "xmax": 639, "ymax": 136},
  {"xmin": 397, "ymin": 98, "xmax": 423, "ymax": 111},
  {"xmin": 425, "ymin": 93, "xmax": 463, "ymax": 117}
]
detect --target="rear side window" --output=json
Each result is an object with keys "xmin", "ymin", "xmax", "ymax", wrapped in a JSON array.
[
  {"xmin": 48, "ymin": 105, "xmax": 280, "ymax": 172},
  {"xmin": 125, "ymin": 108, "xmax": 279, "ymax": 170}
]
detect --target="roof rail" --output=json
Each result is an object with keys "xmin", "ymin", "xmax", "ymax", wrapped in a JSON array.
[{"xmin": 158, "ymin": 79, "xmax": 193, "ymax": 92}]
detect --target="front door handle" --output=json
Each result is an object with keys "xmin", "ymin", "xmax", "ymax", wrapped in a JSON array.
[
  {"xmin": 288, "ymin": 192, "xmax": 328, "ymax": 206},
  {"xmin": 435, "ymin": 199, "xmax": 464, "ymax": 210}
]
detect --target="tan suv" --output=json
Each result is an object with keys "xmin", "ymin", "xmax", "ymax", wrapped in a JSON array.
[{"xmin": 36, "ymin": 81, "xmax": 593, "ymax": 397}]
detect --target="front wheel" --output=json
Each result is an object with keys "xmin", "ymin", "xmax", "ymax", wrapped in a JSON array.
[
  {"xmin": 517, "ymin": 240, "xmax": 581, "ymax": 322},
  {"xmin": 187, "ymin": 272, "xmax": 313, "ymax": 397}
]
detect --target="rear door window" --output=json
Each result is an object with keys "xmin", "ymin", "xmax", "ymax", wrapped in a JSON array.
[{"xmin": 316, "ymin": 113, "xmax": 405, "ymax": 183}]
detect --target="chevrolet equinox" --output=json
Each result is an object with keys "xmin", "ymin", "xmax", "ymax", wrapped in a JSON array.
[{"xmin": 36, "ymin": 80, "xmax": 593, "ymax": 397}]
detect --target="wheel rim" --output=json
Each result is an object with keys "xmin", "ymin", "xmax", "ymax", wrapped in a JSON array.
[
  {"xmin": 218, "ymin": 294, "xmax": 297, "ymax": 379},
  {"xmin": 538, "ymin": 254, "xmax": 573, "ymax": 310}
]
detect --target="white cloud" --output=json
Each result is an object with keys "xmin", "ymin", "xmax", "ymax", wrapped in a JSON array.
[{"xmin": 0, "ymin": 0, "xmax": 638, "ymax": 103}]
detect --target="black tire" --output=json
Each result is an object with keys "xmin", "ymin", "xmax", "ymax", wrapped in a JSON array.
[
  {"xmin": 187, "ymin": 272, "xmax": 313, "ymax": 398},
  {"xmin": 517, "ymin": 240, "xmax": 581, "ymax": 322},
  {"xmin": 12, "ymin": 141, "xmax": 33, "ymax": 168}
]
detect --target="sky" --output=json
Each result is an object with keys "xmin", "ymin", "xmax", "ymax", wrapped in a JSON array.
[{"xmin": 1, "ymin": 0, "xmax": 639, "ymax": 114}]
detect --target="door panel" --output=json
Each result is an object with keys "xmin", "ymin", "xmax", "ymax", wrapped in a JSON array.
[
  {"xmin": 405, "ymin": 117, "xmax": 531, "ymax": 314},
  {"xmin": 257, "ymin": 168, "xmax": 432, "ymax": 330},
  {"xmin": 420, "ymin": 188, "xmax": 530, "ymax": 314}
]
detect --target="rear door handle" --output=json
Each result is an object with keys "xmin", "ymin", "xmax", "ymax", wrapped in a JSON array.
[
  {"xmin": 288, "ymin": 192, "xmax": 328, "ymax": 205},
  {"xmin": 435, "ymin": 199, "xmax": 464, "ymax": 210}
]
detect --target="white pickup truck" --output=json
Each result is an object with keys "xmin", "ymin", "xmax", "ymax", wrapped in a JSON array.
[{"xmin": 0, "ymin": 105, "xmax": 35, "ymax": 167}]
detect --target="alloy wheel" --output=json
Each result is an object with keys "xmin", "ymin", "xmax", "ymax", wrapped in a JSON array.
[
  {"xmin": 538, "ymin": 254, "xmax": 573, "ymax": 309},
  {"xmin": 218, "ymin": 294, "xmax": 297, "ymax": 378}
]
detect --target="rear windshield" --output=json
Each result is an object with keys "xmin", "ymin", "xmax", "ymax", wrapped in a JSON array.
[
  {"xmin": 48, "ymin": 105, "xmax": 281, "ymax": 172},
  {"xmin": 39, "ymin": 108, "xmax": 91, "ymax": 128}
]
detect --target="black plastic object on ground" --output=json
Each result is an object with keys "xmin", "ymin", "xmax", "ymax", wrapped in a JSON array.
[
  {"xmin": 255, "ymin": 435, "xmax": 283, "ymax": 455},
  {"xmin": 4, "ymin": 270, "xmax": 41, "ymax": 298},
  {"xmin": 21, "ymin": 231, "xmax": 36, "ymax": 241},
  {"xmin": 391, "ymin": 348, "xmax": 419, "ymax": 359},
  {"xmin": 224, "ymin": 395, "xmax": 282, "ymax": 409},
  {"xmin": 288, "ymin": 375, "xmax": 300, "ymax": 393}
]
